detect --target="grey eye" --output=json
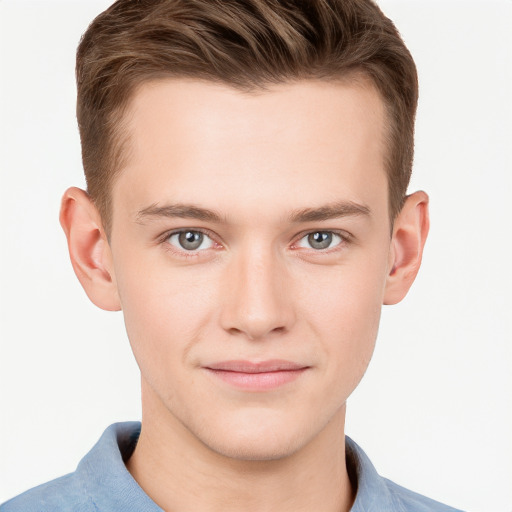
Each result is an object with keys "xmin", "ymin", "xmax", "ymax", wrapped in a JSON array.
[
  {"xmin": 297, "ymin": 231, "xmax": 342, "ymax": 250},
  {"xmin": 308, "ymin": 232, "xmax": 333, "ymax": 249},
  {"xmin": 179, "ymin": 231, "xmax": 203, "ymax": 250},
  {"xmin": 168, "ymin": 231, "xmax": 213, "ymax": 251}
]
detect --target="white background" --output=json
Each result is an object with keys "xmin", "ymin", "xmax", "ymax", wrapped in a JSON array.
[{"xmin": 0, "ymin": 1, "xmax": 510, "ymax": 511}]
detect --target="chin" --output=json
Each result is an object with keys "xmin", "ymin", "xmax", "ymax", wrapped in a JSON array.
[
  {"xmin": 203, "ymin": 430, "xmax": 303, "ymax": 462},
  {"xmin": 189, "ymin": 410, "xmax": 323, "ymax": 462}
]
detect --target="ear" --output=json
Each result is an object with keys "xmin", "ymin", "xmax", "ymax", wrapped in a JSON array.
[
  {"xmin": 59, "ymin": 187, "xmax": 121, "ymax": 311},
  {"xmin": 383, "ymin": 191, "xmax": 430, "ymax": 305}
]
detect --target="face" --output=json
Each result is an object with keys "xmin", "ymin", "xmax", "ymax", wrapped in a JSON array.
[{"xmin": 108, "ymin": 79, "xmax": 393, "ymax": 460}]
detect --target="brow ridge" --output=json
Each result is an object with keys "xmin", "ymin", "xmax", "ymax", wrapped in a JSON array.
[
  {"xmin": 136, "ymin": 200, "xmax": 370, "ymax": 225},
  {"xmin": 289, "ymin": 201, "xmax": 371, "ymax": 223},
  {"xmin": 136, "ymin": 203, "xmax": 223, "ymax": 223}
]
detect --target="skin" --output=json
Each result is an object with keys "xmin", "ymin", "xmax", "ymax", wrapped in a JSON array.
[{"xmin": 60, "ymin": 79, "xmax": 429, "ymax": 512}]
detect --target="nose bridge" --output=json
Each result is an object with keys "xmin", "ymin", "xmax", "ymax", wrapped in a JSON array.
[{"xmin": 220, "ymin": 239, "xmax": 294, "ymax": 340}]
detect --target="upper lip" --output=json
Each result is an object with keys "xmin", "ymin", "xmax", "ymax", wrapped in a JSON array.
[{"xmin": 205, "ymin": 360, "xmax": 308, "ymax": 373}]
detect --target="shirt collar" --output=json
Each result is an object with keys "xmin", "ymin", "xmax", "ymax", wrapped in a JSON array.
[
  {"xmin": 76, "ymin": 422, "xmax": 163, "ymax": 511},
  {"xmin": 346, "ymin": 436, "xmax": 395, "ymax": 511}
]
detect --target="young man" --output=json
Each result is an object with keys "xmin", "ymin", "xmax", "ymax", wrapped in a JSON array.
[{"xmin": 1, "ymin": 0, "xmax": 463, "ymax": 511}]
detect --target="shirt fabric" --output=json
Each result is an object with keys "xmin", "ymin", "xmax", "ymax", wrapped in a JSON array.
[{"xmin": 1, "ymin": 422, "xmax": 463, "ymax": 512}]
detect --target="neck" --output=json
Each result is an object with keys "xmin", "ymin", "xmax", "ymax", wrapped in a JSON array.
[{"xmin": 127, "ymin": 387, "xmax": 354, "ymax": 512}]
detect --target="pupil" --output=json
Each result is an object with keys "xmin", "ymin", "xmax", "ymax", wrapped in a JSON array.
[
  {"xmin": 179, "ymin": 231, "xmax": 202, "ymax": 250},
  {"xmin": 309, "ymin": 232, "xmax": 332, "ymax": 249}
]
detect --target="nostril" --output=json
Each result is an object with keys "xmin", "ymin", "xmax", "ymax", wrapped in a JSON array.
[{"xmin": 226, "ymin": 325, "xmax": 287, "ymax": 340}]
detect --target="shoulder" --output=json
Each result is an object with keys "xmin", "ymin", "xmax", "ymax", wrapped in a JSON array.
[
  {"xmin": 382, "ymin": 477, "xmax": 463, "ymax": 512},
  {"xmin": 0, "ymin": 422, "xmax": 149, "ymax": 512},
  {"xmin": 0, "ymin": 473, "xmax": 92, "ymax": 512}
]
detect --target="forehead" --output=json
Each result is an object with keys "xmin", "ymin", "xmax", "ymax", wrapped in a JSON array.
[{"xmin": 113, "ymin": 79, "xmax": 388, "ymax": 222}]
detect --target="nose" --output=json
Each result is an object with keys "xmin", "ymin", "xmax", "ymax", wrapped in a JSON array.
[{"xmin": 219, "ymin": 244, "xmax": 296, "ymax": 341}]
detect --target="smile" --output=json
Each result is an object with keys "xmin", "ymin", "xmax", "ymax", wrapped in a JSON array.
[{"xmin": 203, "ymin": 360, "xmax": 309, "ymax": 391}]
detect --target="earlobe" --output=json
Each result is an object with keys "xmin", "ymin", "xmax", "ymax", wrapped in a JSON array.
[
  {"xmin": 59, "ymin": 187, "xmax": 121, "ymax": 311},
  {"xmin": 383, "ymin": 191, "xmax": 429, "ymax": 305}
]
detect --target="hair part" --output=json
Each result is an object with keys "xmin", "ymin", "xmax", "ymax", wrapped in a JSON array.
[{"xmin": 76, "ymin": 0, "xmax": 418, "ymax": 235}]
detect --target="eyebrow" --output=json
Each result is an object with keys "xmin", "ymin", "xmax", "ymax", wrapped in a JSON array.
[
  {"xmin": 136, "ymin": 203, "xmax": 223, "ymax": 223},
  {"xmin": 288, "ymin": 201, "xmax": 371, "ymax": 223},
  {"xmin": 135, "ymin": 200, "xmax": 371, "ymax": 224}
]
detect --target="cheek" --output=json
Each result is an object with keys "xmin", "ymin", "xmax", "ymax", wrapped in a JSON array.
[
  {"xmin": 296, "ymin": 251, "xmax": 387, "ymax": 379},
  {"xmin": 298, "ymin": 248, "xmax": 386, "ymax": 326},
  {"xmin": 313, "ymin": 278, "xmax": 381, "ymax": 362},
  {"xmin": 113, "ymin": 252, "xmax": 214, "ymax": 386}
]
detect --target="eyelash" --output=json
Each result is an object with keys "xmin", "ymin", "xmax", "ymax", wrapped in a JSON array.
[{"xmin": 158, "ymin": 228, "xmax": 351, "ymax": 258}]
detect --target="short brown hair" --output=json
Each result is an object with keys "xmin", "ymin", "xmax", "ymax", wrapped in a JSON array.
[{"xmin": 76, "ymin": 0, "xmax": 418, "ymax": 234}]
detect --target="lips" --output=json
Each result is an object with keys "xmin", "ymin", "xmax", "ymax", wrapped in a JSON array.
[
  {"xmin": 206, "ymin": 360, "xmax": 307, "ymax": 372},
  {"xmin": 203, "ymin": 360, "xmax": 309, "ymax": 390}
]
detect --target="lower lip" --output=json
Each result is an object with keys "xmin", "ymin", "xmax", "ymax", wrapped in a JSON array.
[{"xmin": 205, "ymin": 368, "xmax": 307, "ymax": 391}]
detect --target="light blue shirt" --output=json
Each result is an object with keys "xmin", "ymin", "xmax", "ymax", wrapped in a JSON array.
[{"xmin": 1, "ymin": 422, "xmax": 463, "ymax": 511}]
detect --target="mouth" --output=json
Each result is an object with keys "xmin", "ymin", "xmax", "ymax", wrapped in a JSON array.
[{"xmin": 203, "ymin": 360, "xmax": 309, "ymax": 391}]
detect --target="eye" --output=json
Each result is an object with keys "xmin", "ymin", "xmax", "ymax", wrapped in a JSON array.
[
  {"xmin": 297, "ymin": 231, "xmax": 343, "ymax": 250},
  {"xmin": 167, "ymin": 230, "xmax": 214, "ymax": 251}
]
